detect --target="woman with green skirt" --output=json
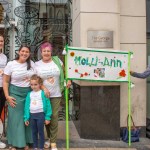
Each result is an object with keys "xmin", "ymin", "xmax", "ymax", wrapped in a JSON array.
[{"xmin": 3, "ymin": 45, "xmax": 35, "ymax": 150}]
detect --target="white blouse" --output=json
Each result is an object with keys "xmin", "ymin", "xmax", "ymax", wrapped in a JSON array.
[
  {"xmin": 4, "ymin": 60, "xmax": 35, "ymax": 87},
  {"xmin": 0, "ymin": 53, "xmax": 7, "ymax": 87},
  {"xmin": 35, "ymin": 59, "xmax": 63, "ymax": 97}
]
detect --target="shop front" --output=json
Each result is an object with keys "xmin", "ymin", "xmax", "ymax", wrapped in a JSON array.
[
  {"xmin": 0, "ymin": 0, "xmax": 148, "ymax": 141},
  {"xmin": 0, "ymin": 0, "xmax": 75, "ymax": 139}
]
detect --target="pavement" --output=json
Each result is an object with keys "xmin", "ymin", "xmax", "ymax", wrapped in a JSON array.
[{"xmin": 1, "ymin": 121, "xmax": 150, "ymax": 150}]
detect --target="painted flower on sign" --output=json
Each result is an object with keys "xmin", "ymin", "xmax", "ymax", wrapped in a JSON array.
[
  {"xmin": 119, "ymin": 69, "xmax": 126, "ymax": 77},
  {"xmin": 70, "ymin": 52, "xmax": 75, "ymax": 57},
  {"xmin": 84, "ymin": 72, "xmax": 88, "ymax": 76},
  {"xmin": 80, "ymin": 74, "xmax": 83, "ymax": 77},
  {"xmin": 75, "ymin": 69, "xmax": 78, "ymax": 73},
  {"xmin": 117, "ymin": 69, "xmax": 126, "ymax": 80},
  {"xmin": 74, "ymin": 69, "xmax": 89, "ymax": 78}
]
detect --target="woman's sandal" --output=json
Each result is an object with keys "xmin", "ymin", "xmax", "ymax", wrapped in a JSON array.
[
  {"xmin": 9, "ymin": 146, "xmax": 16, "ymax": 150},
  {"xmin": 24, "ymin": 145, "xmax": 29, "ymax": 150},
  {"xmin": 51, "ymin": 143, "xmax": 58, "ymax": 150},
  {"xmin": 44, "ymin": 140, "xmax": 50, "ymax": 149}
]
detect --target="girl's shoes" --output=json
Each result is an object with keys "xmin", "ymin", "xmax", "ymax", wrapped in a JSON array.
[
  {"xmin": 44, "ymin": 140, "xmax": 50, "ymax": 149},
  {"xmin": 24, "ymin": 145, "xmax": 29, "ymax": 150},
  {"xmin": 44, "ymin": 140, "xmax": 58, "ymax": 150}
]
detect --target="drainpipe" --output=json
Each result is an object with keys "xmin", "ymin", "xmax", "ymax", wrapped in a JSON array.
[{"xmin": 9, "ymin": 19, "xmax": 16, "ymax": 60}]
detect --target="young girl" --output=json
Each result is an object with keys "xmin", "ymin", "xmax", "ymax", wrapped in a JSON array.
[{"xmin": 24, "ymin": 74, "xmax": 52, "ymax": 150}]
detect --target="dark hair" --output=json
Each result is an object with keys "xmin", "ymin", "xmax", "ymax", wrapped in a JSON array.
[
  {"xmin": 15, "ymin": 45, "xmax": 31, "ymax": 70},
  {"xmin": 30, "ymin": 74, "xmax": 43, "ymax": 85},
  {"xmin": 0, "ymin": 34, "xmax": 4, "ymax": 38},
  {"xmin": 0, "ymin": 34, "xmax": 4, "ymax": 53}
]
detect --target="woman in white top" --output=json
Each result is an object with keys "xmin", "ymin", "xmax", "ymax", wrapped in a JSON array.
[
  {"xmin": 3, "ymin": 45, "xmax": 35, "ymax": 150},
  {"xmin": 35, "ymin": 42, "xmax": 71, "ymax": 150},
  {"xmin": 0, "ymin": 34, "xmax": 7, "ymax": 149}
]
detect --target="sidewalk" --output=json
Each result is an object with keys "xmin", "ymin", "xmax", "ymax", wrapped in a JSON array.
[
  {"xmin": 1, "ymin": 138, "xmax": 150, "ymax": 150},
  {"xmin": 1, "ymin": 121, "xmax": 150, "ymax": 150},
  {"xmin": 0, "ymin": 148, "xmax": 141, "ymax": 150}
]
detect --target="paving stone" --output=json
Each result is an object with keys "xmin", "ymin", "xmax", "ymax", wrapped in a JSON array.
[
  {"xmin": 1, "ymin": 121, "xmax": 150, "ymax": 150},
  {"xmin": 62, "ymin": 148, "xmax": 137, "ymax": 150}
]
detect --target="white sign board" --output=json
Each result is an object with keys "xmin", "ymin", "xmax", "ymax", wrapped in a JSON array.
[{"xmin": 66, "ymin": 47, "xmax": 129, "ymax": 82}]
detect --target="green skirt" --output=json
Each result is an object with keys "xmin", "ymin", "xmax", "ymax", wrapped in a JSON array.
[{"xmin": 7, "ymin": 84, "xmax": 33, "ymax": 148}]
